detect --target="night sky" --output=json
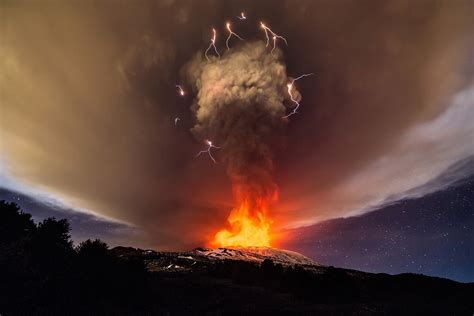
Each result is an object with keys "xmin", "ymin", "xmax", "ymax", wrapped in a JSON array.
[
  {"xmin": 1, "ymin": 0, "xmax": 473, "ymax": 282},
  {"xmin": 283, "ymin": 171, "xmax": 474, "ymax": 283},
  {"xmin": 0, "ymin": 188, "xmax": 135, "ymax": 247}
]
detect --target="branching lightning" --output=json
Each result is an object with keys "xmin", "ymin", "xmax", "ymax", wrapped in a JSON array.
[
  {"xmin": 204, "ymin": 28, "xmax": 220, "ymax": 61},
  {"xmin": 225, "ymin": 22, "xmax": 244, "ymax": 50},
  {"xmin": 260, "ymin": 22, "xmax": 288, "ymax": 51},
  {"xmin": 282, "ymin": 73, "xmax": 314, "ymax": 119},
  {"xmin": 196, "ymin": 140, "xmax": 221, "ymax": 164},
  {"xmin": 271, "ymin": 35, "xmax": 277, "ymax": 54},
  {"xmin": 237, "ymin": 12, "xmax": 246, "ymax": 20},
  {"xmin": 190, "ymin": 16, "xmax": 311, "ymax": 171}
]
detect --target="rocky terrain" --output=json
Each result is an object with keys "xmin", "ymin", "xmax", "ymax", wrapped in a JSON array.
[
  {"xmin": 110, "ymin": 246, "xmax": 474, "ymax": 314},
  {"xmin": 114, "ymin": 246, "xmax": 320, "ymax": 272}
]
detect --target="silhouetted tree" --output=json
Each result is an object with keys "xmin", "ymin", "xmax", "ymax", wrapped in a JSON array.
[
  {"xmin": 0, "ymin": 202, "xmax": 150, "ymax": 314},
  {"xmin": 0, "ymin": 201, "xmax": 36, "ymax": 275},
  {"xmin": 75, "ymin": 239, "xmax": 114, "ymax": 289},
  {"xmin": 77, "ymin": 238, "xmax": 109, "ymax": 255},
  {"xmin": 0, "ymin": 200, "xmax": 35, "ymax": 245},
  {"xmin": 35, "ymin": 217, "xmax": 73, "ymax": 249},
  {"xmin": 0, "ymin": 201, "xmax": 41, "ymax": 312},
  {"xmin": 29, "ymin": 217, "xmax": 74, "ymax": 273}
]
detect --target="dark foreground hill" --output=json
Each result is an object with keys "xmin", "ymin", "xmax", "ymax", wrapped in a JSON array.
[
  {"xmin": 1, "ymin": 200, "xmax": 473, "ymax": 315},
  {"xmin": 110, "ymin": 246, "xmax": 474, "ymax": 315}
]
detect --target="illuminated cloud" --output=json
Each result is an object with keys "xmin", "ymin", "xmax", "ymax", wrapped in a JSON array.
[{"xmin": 1, "ymin": 0, "xmax": 473, "ymax": 248}]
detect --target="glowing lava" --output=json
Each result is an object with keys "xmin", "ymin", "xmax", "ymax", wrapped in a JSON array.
[{"xmin": 212, "ymin": 195, "xmax": 274, "ymax": 247}]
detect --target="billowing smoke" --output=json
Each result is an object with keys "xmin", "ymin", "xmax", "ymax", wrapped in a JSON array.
[
  {"xmin": 185, "ymin": 41, "xmax": 298, "ymax": 210},
  {"xmin": 4, "ymin": 0, "xmax": 471, "ymax": 250}
]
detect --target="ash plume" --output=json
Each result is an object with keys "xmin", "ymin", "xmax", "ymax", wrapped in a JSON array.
[{"xmin": 186, "ymin": 41, "xmax": 299, "ymax": 204}]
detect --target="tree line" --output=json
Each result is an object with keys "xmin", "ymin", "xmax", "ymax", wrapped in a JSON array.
[{"xmin": 0, "ymin": 200, "xmax": 148, "ymax": 314}]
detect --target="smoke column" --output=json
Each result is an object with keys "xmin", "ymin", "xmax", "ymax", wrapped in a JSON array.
[{"xmin": 185, "ymin": 41, "xmax": 302, "ymax": 247}]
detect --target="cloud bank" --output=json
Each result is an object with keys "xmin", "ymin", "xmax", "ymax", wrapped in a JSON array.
[{"xmin": 1, "ymin": 0, "xmax": 473, "ymax": 248}]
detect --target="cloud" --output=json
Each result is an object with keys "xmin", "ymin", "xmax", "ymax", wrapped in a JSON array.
[
  {"xmin": 288, "ymin": 85, "xmax": 474, "ymax": 226},
  {"xmin": 186, "ymin": 42, "xmax": 293, "ymax": 200},
  {"xmin": 1, "ymin": 0, "xmax": 473, "ymax": 248}
]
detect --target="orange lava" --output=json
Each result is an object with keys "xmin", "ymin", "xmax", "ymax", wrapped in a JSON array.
[{"xmin": 212, "ymin": 196, "xmax": 273, "ymax": 247}]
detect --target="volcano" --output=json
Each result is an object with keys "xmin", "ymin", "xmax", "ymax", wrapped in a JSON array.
[
  {"xmin": 112, "ymin": 246, "xmax": 319, "ymax": 273},
  {"xmin": 193, "ymin": 247, "xmax": 318, "ymax": 266},
  {"xmin": 111, "ymin": 246, "xmax": 474, "ymax": 314}
]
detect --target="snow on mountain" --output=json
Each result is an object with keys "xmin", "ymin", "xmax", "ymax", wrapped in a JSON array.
[
  {"xmin": 192, "ymin": 247, "xmax": 319, "ymax": 266},
  {"xmin": 112, "ymin": 246, "xmax": 320, "ymax": 272}
]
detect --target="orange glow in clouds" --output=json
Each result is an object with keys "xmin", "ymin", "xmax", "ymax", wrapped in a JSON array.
[{"xmin": 212, "ymin": 193, "xmax": 275, "ymax": 247}]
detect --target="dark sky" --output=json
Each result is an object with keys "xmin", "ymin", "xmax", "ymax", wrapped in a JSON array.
[
  {"xmin": 1, "ymin": 0, "xmax": 473, "ymax": 273},
  {"xmin": 283, "ymin": 160, "xmax": 474, "ymax": 283}
]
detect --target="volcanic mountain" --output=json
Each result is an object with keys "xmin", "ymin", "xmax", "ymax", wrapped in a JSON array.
[
  {"xmin": 111, "ymin": 246, "xmax": 474, "ymax": 314},
  {"xmin": 139, "ymin": 247, "xmax": 318, "ymax": 271}
]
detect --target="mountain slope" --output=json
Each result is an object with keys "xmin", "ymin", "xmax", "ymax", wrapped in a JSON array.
[
  {"xmin": 193, "ymin": 247, "xmax": 319, "ymax": 265},
  {"xmin": 110, "ymin": 246, "xmax": 474, "ymax": 314}
]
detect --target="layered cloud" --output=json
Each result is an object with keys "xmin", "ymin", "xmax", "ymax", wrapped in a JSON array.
[{"xmin": 1, "ymin": 0, "xmax": 473, "ymax": 249}]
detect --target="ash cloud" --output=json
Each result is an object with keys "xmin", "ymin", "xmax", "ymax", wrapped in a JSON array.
[
  {"xmin": 185, "ymin": 42, "xmax": 295, "ymax": 202},
  {"xmin": 1, "ymin": 0, "xmax": 473, "ymax": 249}
]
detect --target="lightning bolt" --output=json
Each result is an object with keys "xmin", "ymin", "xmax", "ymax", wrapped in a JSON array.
[
  {"xmin": 271, "ymin": 35, "xmax": 277, "ymax": 54},
  {"xmin": 175, "ymin": 84, "xmax": 185, "ymax": 96},
  {"xmin": 237, "ymin": 12, "xmax": 246, "ymax": 20},
  {"xmin": 282, "ymin": 73, "xmax": 314, "ymax": 119},
  {"xmin": 225, "ymin": 22, "xmax": 244, "ymax": 50},
  {"xmin": 196, "ymin": 140, "xmax": 221, "ymax": 164},
  {"xmin": 260, "ymin": 22, "xmax": 287, "ymax": 51},
  {"xmin": 204, "ymin": 28, "xmax": 220, "ymax": 62}
]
